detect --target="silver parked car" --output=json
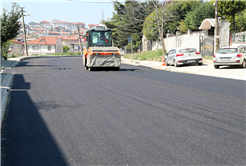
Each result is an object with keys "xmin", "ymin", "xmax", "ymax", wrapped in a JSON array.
[
  {"xmin": 165, "ymin": 47, "xmax": 203, "ymax": 67},
  {"xmin": 213, "ymin": 45, "xmax": 246, "ymax": 69}
]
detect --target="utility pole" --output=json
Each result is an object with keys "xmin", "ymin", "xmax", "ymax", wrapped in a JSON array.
[
  {"xmin": 77, "ymin": 25, "xmax": 83, "ymax": 55},
  {"xmin": 215, "ymin": 0, "xmax": 219, "ymax": 54},
  {"xmin": 21, "ymin": 7, "xmax": 29, "ymax": 56}
]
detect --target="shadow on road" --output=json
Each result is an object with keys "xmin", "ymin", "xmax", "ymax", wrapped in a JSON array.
[
  {"xmin": 14, "ymin": 61, "xmax": 57, "ymax": 68},
  {"xmin": 1, "ymin": 74, "xmax": 68, "ymax": 166},
  {"xmin": 218, "ymin": 66, "xmax": 245, "ymax": 70},
  {"xmin": 86, "ymin": 67, "xmax": 140, "ymax": 72}
]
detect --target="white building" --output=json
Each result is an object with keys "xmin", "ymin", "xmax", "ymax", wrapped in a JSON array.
[
  {"xmin": 26, "ymin": 36, "xmax": 63, "ymax": 55},
  {"xmin": 51, "ymin": 20, "xmax": 72, "ymax": 30}
]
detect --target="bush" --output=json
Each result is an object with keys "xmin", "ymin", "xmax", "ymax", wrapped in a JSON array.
[{"xmin": 63, "ymin": 46, "xmax": 70, "ymax": 53}]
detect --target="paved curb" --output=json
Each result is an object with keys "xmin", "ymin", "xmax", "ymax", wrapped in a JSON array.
[
  {"xmin": 0, "ymin": 55, "xmax": 82, "ymax": 128},
  {"xmin": 1, "ymin": 73, "xmax": 13, "ymax": 128}
]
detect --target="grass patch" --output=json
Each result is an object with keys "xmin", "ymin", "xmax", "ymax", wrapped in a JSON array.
[
  {"xmin": 123, "ymin": 50, "xmax": 213, "ymax": 62},
  {"xmin": 123, "ymin": 49, "xmax": 165, "ymax": 62},
  {"xmin": 203, "ymin": 56, "xmax": 213, "ymax": 60},
  {"xmin": 8, "ymin": 55, "xmax": 23, "ymax": 58}
]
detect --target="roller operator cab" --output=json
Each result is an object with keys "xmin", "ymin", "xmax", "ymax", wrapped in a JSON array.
[{"xmin": 83, "ymin": 26, "xmax": 121, "ymax": 71}]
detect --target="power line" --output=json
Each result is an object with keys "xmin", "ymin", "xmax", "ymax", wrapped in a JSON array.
[{"xmin": 2, "ymin": 3, "xmax": 12, "ymax": 11}]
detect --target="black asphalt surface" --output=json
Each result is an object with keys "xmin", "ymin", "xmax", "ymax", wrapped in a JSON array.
[{"xmin": 1, "ymin": 57, "xmax": 245, "ymax": 166}]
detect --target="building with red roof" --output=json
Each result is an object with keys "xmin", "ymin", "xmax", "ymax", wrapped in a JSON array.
[
  {"xmin": 51, "ymin": 20, "xmax": 72, "ymax": 29},
  {"xmin": 40, "ymin": 20, "xmax": 50, "ymax": 26},
  {"xmin": 40, "ymin": 20, "xmax": 51, "ymax": 29},
  {"xmin": 26, "ymin": 36, "xmax": 63, "ymax": 55},
  {"xmin": 72, "ymin": 22, "xmax": 85, "ymax": 29},
  {"xmin": 88, "ymin": 24, "xmax": 99, "ymax": 29}
]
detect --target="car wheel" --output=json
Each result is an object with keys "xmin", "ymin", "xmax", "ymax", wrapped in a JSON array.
[
  {"xmin": 165, "ymin": 58, "xmax": 169, "ymax": 66},
  {"xmin": 240, "ymin": 60, "xmax": 245, "ymax": 68},
  {"xmin": 174, "ymin": 60, "xmax": 178, "ymax": 67},
  {"xmin": 214, "ymin": 65, "xmax": 220, "ymax": 69},
  {"xmin": 198, "ymin": 62, "xmax": 203, "ymax": 66}
]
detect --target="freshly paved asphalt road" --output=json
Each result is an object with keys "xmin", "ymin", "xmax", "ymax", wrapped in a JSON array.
[{"xmin": 1, "ymin": 57, "xmax": 245, "ymax": 166}]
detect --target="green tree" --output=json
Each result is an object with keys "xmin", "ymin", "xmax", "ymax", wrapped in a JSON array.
[
  {"xmin": 235, "ymin": 9, "xmax": 246, "ymax": 32},
  {"xmin": 221, "ymin": 0, "xmax": 246, "ymax": 32},
  {"xmin": 143, "ymin": 1, "xmax": 201, "ymax": 38},
  {"xmin": 184, "ymin": 2, "xmax": 214, "ymax": 31},
  {"xmin": 168, "ymin": 0, "xmax": 201, "ymax": 33},
  {"xmin": 143, "ymin": 1, "xmax": 202, "ymax": 55},
  {"xmin": 63, "ymin": 46, "xmax": 70, "ymax": 53},
  {"xmin": 102, "ymin": 0, "xmax": 155, "ymax": 49},
  {"xmin": 1, "ymin": 3, "xmax": 21, "ymax": 46},
  {"xmin": 179, "ymin": 20, "xmax": 188, "ymax": 33},
  {"xmin": 126, "ymin": 33, "xmax": 141, "ymax": 53},
  {"xmin": 218, "ymin": 0, "xmax": 246, "ymax": 33}
]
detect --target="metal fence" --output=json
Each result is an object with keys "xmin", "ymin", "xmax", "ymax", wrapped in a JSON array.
[
  {"xmin": 199, "ymin": 35, "xmax": 214, "ymax": 57},
  {"xmin": 232, "ymin": 32, "xmax": 246, "ymax": 42}
]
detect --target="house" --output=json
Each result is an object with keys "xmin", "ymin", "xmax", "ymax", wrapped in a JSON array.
[
  {"xmin": 8, "ymin": 40, "xmax": 24, "ymax": 56},
  {"xmin": 31, "ymin": 23, "xmax": 41, "ymax": 29},
  {"xmin": 16, "ymin": 35, "xmax": 34, "ymax": 42},
  {"xmin": 72, "ymin": 22, "xmax": 86, "ymax": 29},
  {"xmin": 67, "ymin": 39, "xmax": 86, "ymax": 53},
  {"xmin": 88, "ymin": 24, "xmax": 99, "ymax": 29},
  {"xmin": 48, "ymin": 31, "xmax": 61, "ymax": 36},
  {"xmin": 34, "ymin": 28, "xmax": 45, "ymax": 33},
  {"xmin": 73, "ymin": 30, "xmax": 84, "ymax": 36},
  {"xmin": 61, "ymin": 31, "xmax": 70, "ymax": 36},
  {"xmin": 18, "ymin": 24, "xmax": 31, "ymax": 35},
  {"xmin": 40, "ymin": 20, "xmax": 50, "ymax": 27},
  {"xmin": 60, "ymin": 36, "xmax": 86, "ymax": 52},
  {"xmin": 26, "ymin": 36, "xmax": 63, "ymax": 55},
  {"xmin": 51, "ymin": 21, "xmax": 71, "ymax": 30},
  {"xmin": 60, "ymin": 35, "xmax": 77, "ymax": 46}
]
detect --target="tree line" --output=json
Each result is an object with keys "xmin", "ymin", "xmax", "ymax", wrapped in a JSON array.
[{"xmin": 103, "ymin": 0, "xmax": 246, "ymax": 54}]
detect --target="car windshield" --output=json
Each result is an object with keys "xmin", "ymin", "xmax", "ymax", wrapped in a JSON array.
[
  {"xmin": 217, "ymin": 48, "xmax": 238, "ymax": 54},
  {"xmin": 179, "ymin": 48, "xmax": 197, "ymax": 53},
  {"xmin": 91, "ymin": 31, "xmax": 112, "ymax": 46}
]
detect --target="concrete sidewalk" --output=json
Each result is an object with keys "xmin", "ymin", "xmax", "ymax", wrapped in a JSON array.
[
  {"xmin": 121, "ymin": 57, "xmax": 246, "ymax": 81},
  {"xmin": 1, "ymin": 58, "xmax": 20, "ymax": 128}
]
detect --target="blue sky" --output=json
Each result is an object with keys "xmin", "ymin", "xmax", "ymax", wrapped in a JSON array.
[{"xmin": 1, "ymin": 0, "xmax": 125, "ymax": 28}]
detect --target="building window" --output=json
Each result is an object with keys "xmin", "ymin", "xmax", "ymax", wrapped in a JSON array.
[
  {"xmin": 48, "ymin": 46, "xmax": 51, "ymax": 51},
  {"xmin": 33, "ymin": 46, "xmax": 39, "ymax": 50}
]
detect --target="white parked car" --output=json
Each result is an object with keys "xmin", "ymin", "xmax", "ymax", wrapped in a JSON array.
[
  {"xmin": 165, "ymin": 47, "xmax": 203, "ymax": 67},
  {"xmin": 213, "ymin": 45, "xmax": 246, "ymax": 69}
]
